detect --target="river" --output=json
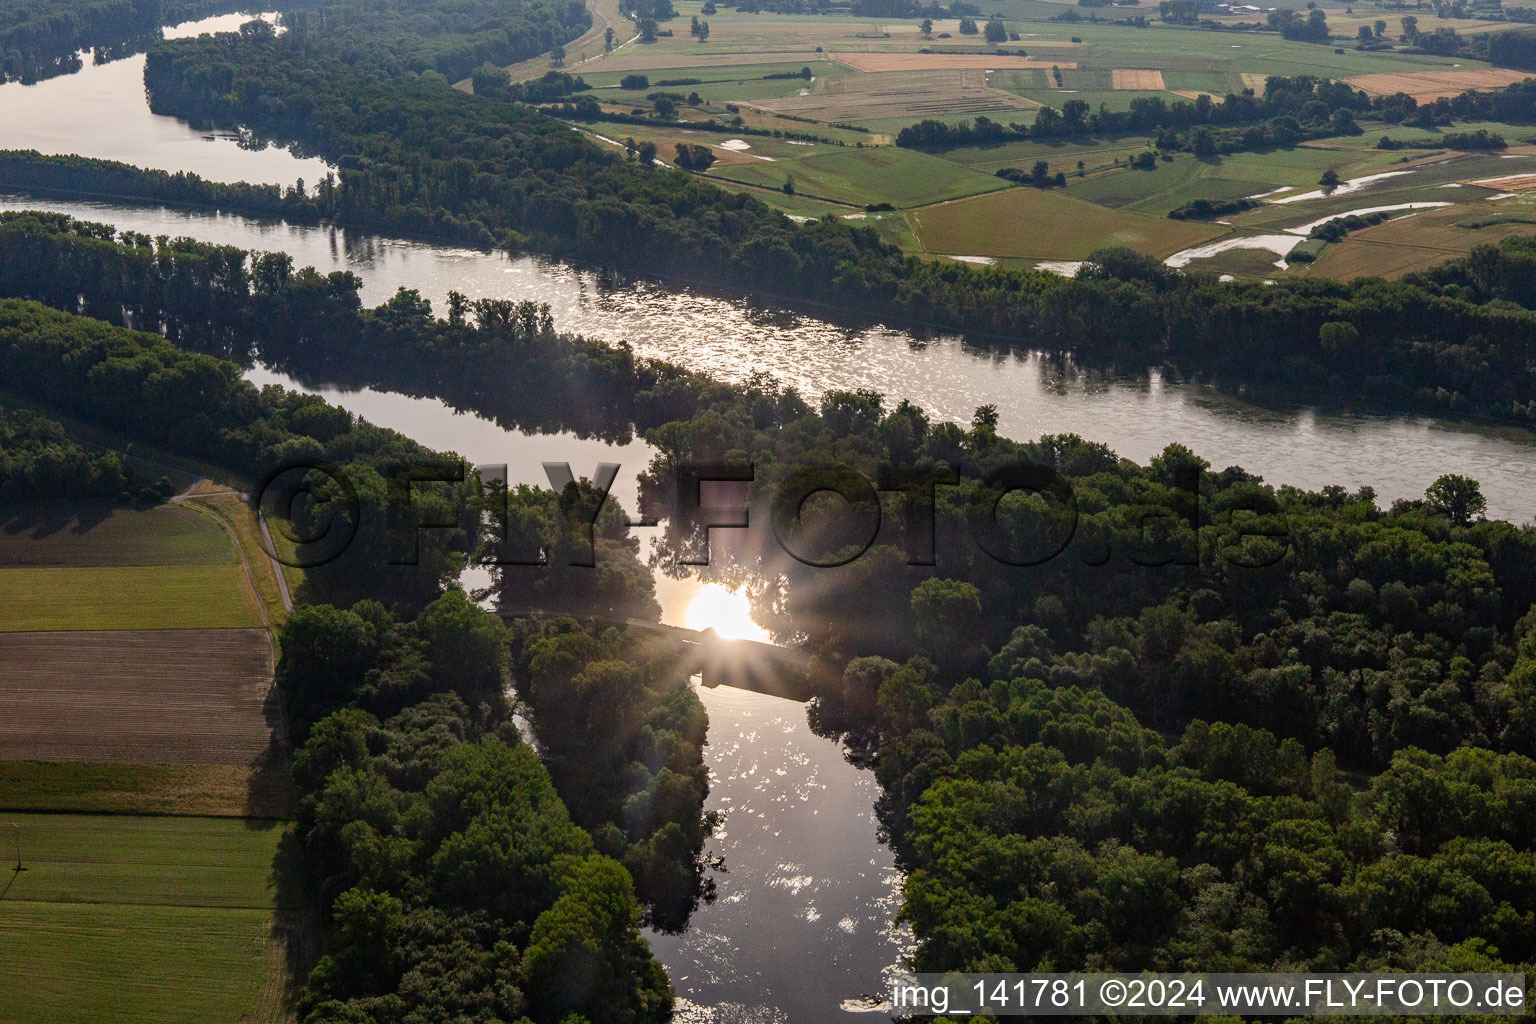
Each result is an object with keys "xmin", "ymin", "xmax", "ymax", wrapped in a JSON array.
[
  {"xmin": 4, "ymin": 27, "xmax": 1536, "ymax": 1019},
  {"xmin": 6, "ymin": 191, "xmax": 1534, "ymax": 522},
  {"xmin": 0, "ymin": 12, "xmax": 329, "ymax": 187}
]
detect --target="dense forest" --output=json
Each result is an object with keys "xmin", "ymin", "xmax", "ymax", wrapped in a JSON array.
[
  {"xmin": 600, "ymin": 327, "xmax": 1536, "ymax": 985},
  {"xmin": 276, "ymin": 0, "xmax": 589, "ymax": 83},
  {"xmin": 0, "ymin": 403, "xmax": 148, "ymax": 501}
]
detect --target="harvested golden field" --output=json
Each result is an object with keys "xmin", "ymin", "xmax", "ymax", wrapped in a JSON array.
[
  {"xmin": 1240, "ymin": 72, "xmax": 1270, "ymax": 92},
  {"xmin": 1112, "ymin": 69, "xmax": 1166, "ymax": 90},
  {"xmin": 1345, "ymin": 68, "xmax": 1531, "ymax": 102},
  {"xmin": 0, "ymin": 628, "xmax": 279, "ymax": 766},
  {"xmin": 747, "ymin": 69, "xmax": 1037, "ymax": 120},
  {"xmin": 1463, "ymin": 172, "xmax": 1536, "ymax": 191},
  {"xmin": 830, "ymin": 52, "xmax": 1077, "ymax": 72}
]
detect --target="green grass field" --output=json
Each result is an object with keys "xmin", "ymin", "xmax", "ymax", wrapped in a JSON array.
[
  {"xmin": 0, "ymin": 761, "xmax": 270, "ymax": 817},
  {"xmin": 186, "ymin": 493, "xmax": 290, "ymax": 626},
  {"xmin": 0, "ymin": 505, "xmax": 234, "ymax": 568},
  {"xmin": 710, "ymin": 144, "xmax": 1008, "ymax": 206},
  {"xmin": 0, "ymin": 902, "xmax": 283, "ymax": 1024},
  {"xmin": 1027, "ymin": 21, "xmax": 1488, "ymax": 78},
  {"xmin": 3, "ymin": 814, "xmax": 283, "ymax": 906},
  {"xmin": 0, "ymin": 814, "xmax": 296, "ymax": 1024},
  {"xmin": 0, "ymin": 564, "xmax": 263, "ymax": 631},
  {"xmin": 909, "ymin": 184, "xmax": 1226, "ymax": 259}
]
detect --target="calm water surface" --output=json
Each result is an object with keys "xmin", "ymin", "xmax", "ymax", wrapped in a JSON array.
[
  {"xmin": 0, "ymin": 12, "xmax": 329, "ymax": 187},
  {"xmin": 649, "ymin": 683, "xmax": 910, "ymax": 1024}
]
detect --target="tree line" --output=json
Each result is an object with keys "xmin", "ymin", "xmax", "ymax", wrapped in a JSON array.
[
  {"xmin": 3, "ymin": 0, "xmax": 156, "ymax": 80},
  {"xmin": 4, "ymin": 183, "xmax": 1536, "ymax": 437},
  {"xmin": 896, "ymin": 73, "xmax": 1536, "ymax": 154},
  {"xmin": 0, "ymin": 0, "xmax": 291, "ymax": 82},
  {"xmin": 0, "ymin": 403, "xmax": 154, "ymax": 502}
]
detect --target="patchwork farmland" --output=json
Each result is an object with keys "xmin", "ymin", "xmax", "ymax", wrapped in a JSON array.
[
  {"xmin": 507, "ymin": 0, "xmax": 1536, "ymax": 276},
  {"xmin": 0, "ymin": 493, "xmax": 300, "ymax": 1022},
  {"xmin": 829, "ymin": 52, "xmax": 1078, "ymax": 72}
]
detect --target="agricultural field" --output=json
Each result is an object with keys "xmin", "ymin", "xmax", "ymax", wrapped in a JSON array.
[
  {"xmin": 0, "ymin": 476, "xmax": 297, "ymax": 1010},
  {"xmin": 0, "ymin": 564, "xmax": 262, "ymax": 631},
  {"xmin": 1300, "ymin": 190, "xmax": 1536, "ymax": 277},
  {"xmin": 908, "ymin": 185, "xmax": 1226, "ymax": 259},
  {"xmin": 512, "ymin": 0, "xmax": 1536, "ymax": 271},
  {"xmin": 0, "ymin": 628, "xmax": 279, "ymax": 765},
  {"xmin": 746, "ymin": 68, "xmax": 1037, "ymax": 124},
  {"xmin": 0, "ymin": 491, "xmax": 282, "ymax": 631},
  {"xmin": 0, "ymin": 760, "xmax": 274, "ymax": 816},
  {"xmin": 707, "ymin": 144, "xmax": 1009, "ymax": 206},
  {"xmin": 0, "ymin": 813, "xmax": 301, "ymax": 1024},
  {"xmin": 1346, "ymin": 67, "xmax": 1533, "ymax": 102},
  {"xmin": 0, "ymin": 504, "xmax": 232, "ymax": 567},
  {"xmin": 187, "ymin": 491, "xmax": 293, "ymax": 626}
]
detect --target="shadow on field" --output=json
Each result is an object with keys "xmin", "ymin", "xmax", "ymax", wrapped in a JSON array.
[
  {"xmin": 268, "ymin": 831, "xmax": 322, "ymax": 1016},
  {"xmin": 245, "ymin": 683, "xmax": 294, "ymax": 821},
  {"xmin": 0, "ymin": 502, "xmax": 114, "ymax": 543},
  {"xmin": 247, "ymin": 680, "xmax": 320, "ymax": 1014}
]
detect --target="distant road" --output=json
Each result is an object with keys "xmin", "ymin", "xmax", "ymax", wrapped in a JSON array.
[{"xmin": 456, "ymin": 0, "xmax": 633, "ymax": 90}]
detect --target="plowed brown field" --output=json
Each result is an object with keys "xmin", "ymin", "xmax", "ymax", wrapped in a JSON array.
[{"xmin": 0, "ymin": 628, "xmax": 279, "ymax": 765}]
